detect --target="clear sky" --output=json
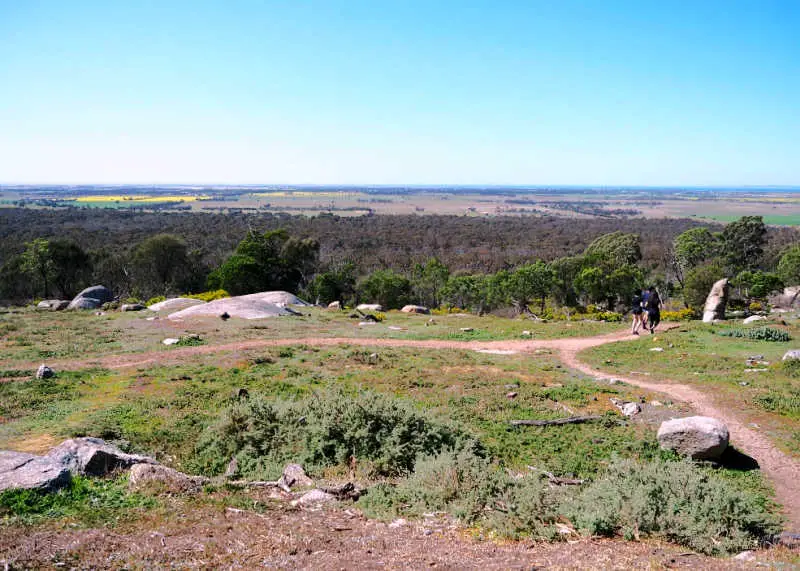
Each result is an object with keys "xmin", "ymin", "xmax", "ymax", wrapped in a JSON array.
[{"xmin": 0, "ymin": 1, "xmax": 798, "ymax": 186}]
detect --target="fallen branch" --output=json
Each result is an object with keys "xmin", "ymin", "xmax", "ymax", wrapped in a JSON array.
[
  {"xmin": 319, "ymin": 482, "xmax": 361, "ymax": 501},
  {"xmin": 509, "ymin": 415, "xmax": 602, "ymax": 427},
  {"xmin": 227, "ymin": 479, "xmax": 291, "ymax": 493},
  {"xmin": 527, "ymin": 466, "xmax": 585, "ymax": 486}
]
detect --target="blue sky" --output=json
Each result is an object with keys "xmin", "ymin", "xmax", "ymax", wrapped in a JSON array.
[{"xmin": 0, "ymin": 1, "xmax": 798, "ymax": 185}]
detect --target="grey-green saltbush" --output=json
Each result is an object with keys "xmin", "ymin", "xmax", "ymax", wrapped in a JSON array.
[{"xmin": 563, "ymin": 457, "xmax": 782, "ymax": 555}]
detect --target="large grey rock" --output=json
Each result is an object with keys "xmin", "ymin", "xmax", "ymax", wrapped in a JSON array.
[
  {"xmin": 128, "ymin": 463, "xmax": 208, "ymax": 493},
  {"xmin": 356, "ymin": 304, "xmax": 383, "ymax": 312},
  {"xmin": 327, "ymin": 301, "xmax": 342, "ymax": 310},
  {"xmin": 657, "ymin": 416, "xmax": 729, "ymax": 460},
  {"xmin": 783, "ymin": 350, "xmax": 800, "ymax": 361},
  {"xmin": 0, "ymin": 450, "xmax": 71, "ymax": 492},
  {"xmin": 45, "ymin": 437, "xmax": 156, "ymax": 476},
  {"xmin": 68, "ymin": 285, "xmax": 114, "ymax": 310},
  {"xmin": 702, "ymin": 278, "xmax": 730, "ymax": 323},
  {"xmin": 37, "ymin": 300, "xmax": 70, "ymax": 311},
  {"xmin": 401, "ymin": 305, "xmax": 430, "ymax": 314},
  {"xmin": 769, "ymin": 286, "xmax": 800, "ymax": 312},
  {"xmin": 743, "ymin": 315, "xmax": 767, "ymax": 324}
]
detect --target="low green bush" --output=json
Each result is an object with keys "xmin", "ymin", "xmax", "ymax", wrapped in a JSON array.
[
  {"xmin": 358, "ymin": 445, "xmax": 559, "ymax": 539},
  {"xmin": 717, "ymin": 327, "xmax": 790, "ymax": 342},
  {"xmin": 752, "ymin": 390, "xmax": 800, "ymax": 419},
  {"xmin": 145, "ymin": 295, "xmax": 166, "ymax": 306},
  {"xmin": 563, "ymin": 457, "xmax": 781, "ymax": 556},
  {"xmin": 192, "ymin": 389, "xmax": 464, "ymax": 479}
]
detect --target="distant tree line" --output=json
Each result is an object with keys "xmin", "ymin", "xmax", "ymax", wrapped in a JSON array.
[{"xmin": 1, "ymin": 208, "xmax": 798, "ymax": 314}]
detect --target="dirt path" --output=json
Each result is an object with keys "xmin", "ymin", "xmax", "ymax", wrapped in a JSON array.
[{"xmin": 6, "ymin": 327, "xmax": 799, "ymax": 529}]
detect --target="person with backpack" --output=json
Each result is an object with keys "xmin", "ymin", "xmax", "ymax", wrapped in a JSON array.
[
  {"xmin": 630, "ymin": 290, "xmax": 644, "ymax": 335},
  {"xmin": 645, "ymin": 286, "xmax": 661, "ymax": 333}
]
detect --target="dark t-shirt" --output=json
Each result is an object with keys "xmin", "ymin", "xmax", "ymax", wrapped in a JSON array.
[
  {"xmin": 632, "ymin": 295, "xmax": 643, "ymax": 313},
  {"xmin": 646, "ymin": 292, "xmax": 661, "ymax": 311}
]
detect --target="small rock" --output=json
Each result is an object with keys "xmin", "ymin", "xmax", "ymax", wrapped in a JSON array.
[
  {"xmin": 504, "ymin": 383, "xmax": 519, "ymax": 389},
  {"xmin": 733, "ymin": 551, "xmax": 755, "ymax": 562},
  {"xmin": 650, "ymin": 400, "xmax": 663, "ymax": 407},
  {"xmin": 743, "ymin": 315, "xmax": 766, "ymax": 324},
  {"xmin": 423, "ymin": 529, "xmax": 433, "ymax": 536},
  {"xmin": 388, "ymin": 518, "xmax": 408, "ymax": 529},
  {"xmin": 162, "ymin": 338, "xmax": 180, "ymax": 345},
  {"xmin": 506, "ymin": 391, "xmax": 518, "ymax": 399},
  {"xmin": 279, "ymin": 463, "xmax": 314, "ymax": 489},
  {"xmin": 128, "ymin": 464, "xmax": 208, "ymax": 493},
  {"xmin": 649, "ymin": 347, "xmax": 664, "ymax": 352},
  {"xmin": 782, "ymin": 349, "xmax": 800, "ymax": 361},
  {"xmin": 327, "ymin": 301, "xmax": 341, "ymax": 310},
  {"xmin": 460, "ymin": 327, "xmax": 474, "ymax": 332},
  {"xmin": 620, "ymin": 402, "xmax": 641, "ymax": 417},
  {"xmin": 220, "ymin": 312, "xmax": 230, "ymax": 321},
  {"xmin": 358, "ymin": 321, "xmax": 377, "ymax": 327},
  {"xmin": 35, "ymin": 364, "xmax": 54, "ymax": 379},
  {"xmin": 521, "ymin": 330, "xmax": 532, "ymax": 337},
  {"xmin": 121, "ymin": 303, "xmax": 145, "ymax": 312},
  {"xmin": 388, "ymin": 326, "xmax": 405, "ymax": 331}
]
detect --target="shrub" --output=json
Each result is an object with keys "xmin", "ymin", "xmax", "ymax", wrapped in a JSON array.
[
  {"xmin": 717, "ymin": 327, "xmax": 790, "ymax": 342},
  {"xmin": 145, "ymin": 295, "xmax": 166, "ymax": 306},
  {"xmin": 749, "ymin": 301, "xmax": 764, "ymax": 313},
  {"xmin": 563, "ymin": 457, "xmax": 781, "ymax": 555},
  {"xmin": 192, "ymin": 389, "xmax": 464, "ymax": 479},
  {"xmin": 587, "ymin": 310, "xmax": 622, "ymax": 322},
  {"xmin": 752, "ymin": 390, "xmax": 800, "ymax": 418},
  {"xmin": 358, "ymin": 445, "xmax": 558, "ymax": 538},
  {"xmin": 661, "ymin": 308, "xmax": 697, "ymax": 321},
  {"xmin": 185, "ymin": 289, "xmax": 230, "ymax": 302}
]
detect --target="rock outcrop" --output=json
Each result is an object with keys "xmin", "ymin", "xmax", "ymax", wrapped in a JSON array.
[
  {"xmin": 657, "ymin": 416, "xmax": 729, "ymax": 460},
  {"xmin": 0, "ymin": 451, "xmax": 71, "ymax": 492},
  {"xmin": 68, "ymin": 285, "xmax": 114, "ymax": 310},
  {"xmin": 401, "ymin": 305, "xmax": 430, "ymax": 314},
  {"xmin": 769, "ymin": 286, "xmax": 800, "ymax": 312},
  {"xmin": 168, "ymin": 293, "xmax": 298, "ymax": 320},
  {"xmin": 148, "ymin": 297, "xmax": 205, "ymax": 312},
  {"xmin": 702, "ymin": 278, "xmax": 729, "ymax": 323},
  {"xmin": 44, "ymin": 437, "xmax": 156, "ymax": 476}
]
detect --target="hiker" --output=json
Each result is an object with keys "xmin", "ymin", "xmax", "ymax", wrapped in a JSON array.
[
  {"xmin": 630, "ymin": 290, "xmax": 644, "ymax": 335},
  {"xmin": 645, "ymin": 286, "xmax": 661, "ymax": 333},
  {"xmin": 640, "ymin": 288, "xmax": 650, "ymax": 328}
]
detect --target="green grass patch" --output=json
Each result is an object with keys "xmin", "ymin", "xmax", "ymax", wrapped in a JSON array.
[{"xmin": 0, "ymin": 475, "xmax": 157, "ymax": 527}]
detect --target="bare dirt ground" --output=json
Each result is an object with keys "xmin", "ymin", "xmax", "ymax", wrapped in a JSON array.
[{"xmin": 0, "ymin": 503, "xmax": 765, "ymax": 570}]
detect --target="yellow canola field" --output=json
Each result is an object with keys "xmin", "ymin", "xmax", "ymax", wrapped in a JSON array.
[
  {"xmin": 249, "ymin": 191, "xmax": 360, "ymax": 198},
  {"xmin": 74, "ymin": 195, "xmax": 209, "ymax": 203}
]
